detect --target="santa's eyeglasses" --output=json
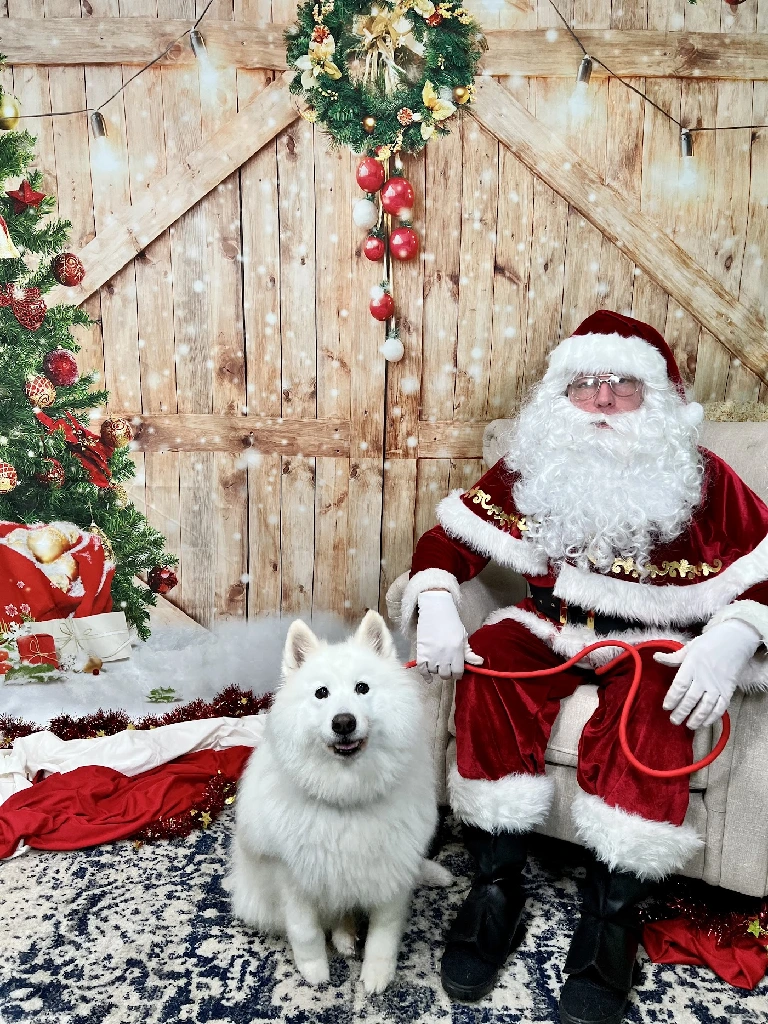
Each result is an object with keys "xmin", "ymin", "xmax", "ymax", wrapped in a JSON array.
[{"xmin": 566, "ymin": 374, "xmax": 643, "ymax": 401}]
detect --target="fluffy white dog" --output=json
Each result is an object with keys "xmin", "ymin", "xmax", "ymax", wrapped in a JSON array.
[
  {"xmin": 227, "ymin": 609, "xmax": 451, "ymax": 993},
  {"xmin": 227, "ymin": 606, "xmax": 450, "ymax": 991}
]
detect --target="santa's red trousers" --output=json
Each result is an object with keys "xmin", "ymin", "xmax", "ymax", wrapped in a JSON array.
[{"xmin": 454, "ymin": 614, "xmax": 693, "ymax": 826}]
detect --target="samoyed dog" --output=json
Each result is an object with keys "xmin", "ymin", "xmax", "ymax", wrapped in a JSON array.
[{"xmin": 227, "ymin": 609, "xmax": 451, "ymax": 993}]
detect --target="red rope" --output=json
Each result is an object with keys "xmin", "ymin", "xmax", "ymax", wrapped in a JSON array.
[{"xmin": 405, "ymin": 638, "xmax": 731, "ymax": 778}]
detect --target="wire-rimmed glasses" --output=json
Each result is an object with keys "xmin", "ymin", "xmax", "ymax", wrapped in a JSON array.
[{"xmin": 566, "ymin": 374, "xmax": 643, "ymax": 401}]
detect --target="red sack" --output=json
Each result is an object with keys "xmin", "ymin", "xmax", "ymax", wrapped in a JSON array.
[
  {"xmin": 643, "ymin": 918, "xmax": 768, "ymax": 990},
  {"xmin": 0, "ymin": 523, "xmax": 114, "ymax": 624}
]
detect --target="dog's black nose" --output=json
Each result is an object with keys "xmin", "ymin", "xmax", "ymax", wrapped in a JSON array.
[{"xmin": 331, "ymin": 713, "xmax": 357, "ymax": 736}]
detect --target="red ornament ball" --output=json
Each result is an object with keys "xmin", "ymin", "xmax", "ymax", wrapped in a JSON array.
[
  {"xmin": 355, "ymin": 157, "xmax": 386, "ymax": 193},
  {"xmin": 52, "ymin": 252, "xmax": 85, "ymax": 288},
  {"xmin": 43, "ymin": 348, "xmax": 80, "ymax": 387},
  {"xmin": 37, "ymin": 458, "xmax": 65, "ymax": 487},
  {"xmin": 12, "ymin": 288, "xmax": 47, "ymax": 331},
  {"xmin": 148, "ymin": 565, "xmax": 178, "ymax": 595},
  {"xmin": 427, "ymin": 11, "xmax": 443, "ymax": 25},
  {"xmin": 363, "ymin": 235, "xmax": 386, "ymax": 261},
  {"xmin": 25, "ymin": 374, "xmax": 56, "ymax": 408},
  {"xmin": 389, "ymin": 226, "xmax": 419, "ymax": 262},
  {"xmin": 100, "ymin": 417, "xmax": 134, "ymax": 448},
  {"xmin": 369, "ymin": 290, "xmax": 395, "ymax": 321},
  {"xmin": 0, "ymin": 462, "xmax": 17, "ymax": 493},
  {"xmin": 381, "ymin": 177, "xmax": 415, "ymax": 217}
]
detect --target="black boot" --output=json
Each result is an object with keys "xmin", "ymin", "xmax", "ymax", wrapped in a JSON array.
[
  {"xmin": 440, "ymin": 824, "xmax": 528, "ymax": 1002},
  {"xmin": 558, "ymin": 861, "xmax": 655, "ymax": 1024}
]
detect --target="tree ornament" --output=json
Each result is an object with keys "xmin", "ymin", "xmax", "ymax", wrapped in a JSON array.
[
  {"xmin": 6, "ymin": 180, "xmax": 46, "ymax": 214},
  {"xmin": 369, "ymin": 287, "xmax": 395, "ymax": 322},
  {"xmin": 453, "ymin": 86, "xmax": 470, "ymax": 105},
  {"xmin": 148, "ymin": 565, "xmax": 179, "ymax": 594},
  {"xmin": 381, "ymin": 177, "xmax": 415, "ymax": 217},
  {"xmin": 389, "ymin": 225, "xmax": 419, "ymax": 262},
  {"xmin": 0, "ymin": 462, "xmax": 17, "ymax": 492},
  {"xmin": 52, "ymin": 252, "xmax": 86, "ymax": 287},
  {"xmin": 43, "ymin": 348, "xmax": 80, "ymax": 387},
  {"xmin": 37, "ymin": 459, "xmax": 65, "ymax": 487},
  {"xmin": 0, "ymin": 93, "xmax": 21, "ymax": 131},
  {"xmin": 355, "ymin": 157, "xmax": 385, "ymax": 193},
  {"xmin": 362, "ymin": 116, "xmax": 377, "ymax": 134},
  {"xmin": 112, "ymin": 483, "xmax": 129, "ymax": 507},
  {"xmin": 379, "ymin": 335, "xmax": 405, "ymax": 362},
  {"xmin": 27, "ymin": 526, "xmax": 71, "ymax": 564},
  {"xmin": 0, "ymin": 215, "xmax": 20, "ymax": 259},
  {"xmin": 427, "ymin": 11, "xmax": 444, "ymax": 26},
  {"xmin": 100, "ymin": 417, "xmax": 134, "ymax": 448},
  {"xmin": 397, "ymin": 108, "xmax": 415, "ymax": 126},
  {"xmin": 89, "ymin": 523, "xmax": 115, "ymax": 560},
  {"xmin": 8, "ymin": 286, "xmax": 47, "ymax": 330},
  {"xmin": 363, "ymin": 235, "xmax": 386, "ymax": 261},
  {"xmin": 352, "ymin": 197, "xmax": 379, "ymax": 230},
  {"xmin": 25, "ymin": 374, "xmax": 56, "ymax": 408}
]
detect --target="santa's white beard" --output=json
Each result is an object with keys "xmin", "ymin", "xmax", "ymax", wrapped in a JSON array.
[{"xmin": 504, "ymin": 386, "xmax": 704, "ymax": 574}]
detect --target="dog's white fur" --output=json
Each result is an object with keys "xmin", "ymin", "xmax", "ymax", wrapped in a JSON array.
[{"xmin": 227, "ymin": 610, "xmax": 451, "ymax": 993}]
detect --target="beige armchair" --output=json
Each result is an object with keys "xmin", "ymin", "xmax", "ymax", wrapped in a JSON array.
[{"xmin": 386, "ymin": 420, "xmax": 768, "ymax": 898}]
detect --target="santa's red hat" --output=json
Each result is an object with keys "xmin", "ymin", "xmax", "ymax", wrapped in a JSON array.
[{"xmin": 544, "ymin": 310, "xmax": 704, "ymax": 424}]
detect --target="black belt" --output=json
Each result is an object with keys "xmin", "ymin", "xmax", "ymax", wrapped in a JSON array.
[{"xmin": 529, "ymin": 584, "xmax": 654, "ymax": 636}]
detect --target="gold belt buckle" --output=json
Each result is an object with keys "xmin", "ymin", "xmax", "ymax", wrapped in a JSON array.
[
  {"xmin": 586, "ymin": 610, "xmax": 595, "ymax": 630},
  {"xmin": 559, "ymin": 599, "xmax": 568, "ymax": 626}
]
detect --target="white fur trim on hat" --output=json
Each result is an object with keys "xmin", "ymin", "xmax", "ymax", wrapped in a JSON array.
[
  {"xmin": 447, "ymin": 741, "xmax": 554, "ymax": 834},
  {"xmin": 571, "ymin": 791, "xmax": 703, "ymax": 880},
  {"xmin": 545, "ymin": 331, "xmax": 670, "ymax": 390}
]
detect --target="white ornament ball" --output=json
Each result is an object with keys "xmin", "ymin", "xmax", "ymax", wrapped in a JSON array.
[
  {"xmin": 353, "ymin": 198, "xmax": 379, "ymax": 230},
  {"xmin": 379, "ymin": 336, "xmax": 405, "ymax": 362}
]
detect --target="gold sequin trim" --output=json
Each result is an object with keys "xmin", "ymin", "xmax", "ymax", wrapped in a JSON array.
[
  {"xmin": 609, "ymin": 556, "xmax": 723, "ymax": 580},
  {"xmin": 464, "ymin": 487, "xmax": 528, "ymax": 532}
]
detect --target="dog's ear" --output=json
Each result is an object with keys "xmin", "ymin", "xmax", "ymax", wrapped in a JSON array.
[
  {"xmin": 354, "ymin": 610, "xmax": 396, "ymax": 660},
  {"xmin": 283, "ymin": 619, "xmax": 321, "ymax": 675}
]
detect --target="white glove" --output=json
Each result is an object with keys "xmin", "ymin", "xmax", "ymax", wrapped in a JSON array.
[
  {"xmin": 415, "ymin": 590, "xmax": 483, "ymax": 681},
  {"xmin": 654, "ymin": 618, "xmax": 761, "ymax": 730}
]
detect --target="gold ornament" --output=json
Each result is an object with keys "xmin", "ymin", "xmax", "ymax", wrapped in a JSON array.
[
  {"xmin": 362, "ymin": 115, "xmax": 377, "ymax": 133},
  {"xmin": 89, "ymin": 522, "xmax": 115, "ymax": 561},
  {"xmin": 353, "ymin": 5, "xmax": 425, "ymax": 94},
  {"xmin": 0, "ymin": 94, "xmax": 21, "ymax": 131},
  {"xmin": 452, "ymin": 86, "xmax": 470, "ymax": 104},
  {"xmin": 100, "ymin": 417, "xmax": 134, "ymax": 448},
  {"xmin": 112, "ymin": 483, "xmax": 129, "ymax": 507},
  {"xmin": 4, "ymin": 527, "xmax": 29, "ymax": 549},
  {"xmin": 82, "ymin": 655, "xmax": 103, "ymax": 675},
  {"xmin": 50, "ymin": 521, "xmax": 81, "ymax": 546},
  {"xmin": 0, "ymin": 216, "xmax": 20, "ymax": 259},
  {"xmin": 27, "ymin": 526, "xmax": 71, "ymax": 564},
  {"xmin": 0, "ymin": 461, "xmax": 18, "ymax": 493},
  {"xmin": 25, "ymin": 374, "xmax": 56, "ymax": 408},
  {"xmin": 300, "ymin": 106, "xmax": 318, "ymax": 122},
  {"xmin": 49, "ymin": 552, "xmax": 79, "ymax": 582},
  {"xmin": 47, "ymin": 573, "xmax": 71, "ymax": 593}
]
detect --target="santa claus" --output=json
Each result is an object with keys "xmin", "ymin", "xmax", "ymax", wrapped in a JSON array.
[{"xmin": 402, "ymin": 311, "xmax": 768, "ymax": 1021}]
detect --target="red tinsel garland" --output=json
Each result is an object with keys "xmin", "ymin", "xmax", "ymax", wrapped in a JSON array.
[
  {"xmin": 0, "ymin": 685, "xmax": 273, "ymax": 747},
  {"xmin": 130, "ymin": 768, "xmax": 239, "ymax": 844},
  {"xmin": 641, "ymin": 877, "xmax": 768, "ymax": 953}
]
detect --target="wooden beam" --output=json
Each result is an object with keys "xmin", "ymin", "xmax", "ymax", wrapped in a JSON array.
[
  {"xmin": 4, "ymin": 20, "xmax": 768, "ymax": 79},
  {"xmin": 46, "ymin": 73, "xmax": 299, "ymax": 309},
  {"xmin": 417, "ymin": 421, "xmax": 488, "ymax": 459},
  {"xmin": 126, "ymin": 415, "xmax": 350, "ymax": 458},
  {"xmin": 470, "ymin": 76, "xmax": 768, "ymax": 385}
]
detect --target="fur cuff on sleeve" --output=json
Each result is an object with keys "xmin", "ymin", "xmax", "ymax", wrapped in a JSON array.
[
  {"xmin": 399, "ymin": 569, "xmax": 461, "ymax": 637},
  {"xmin": 704, "ymin": 600, "xmax": 768, "ymax": 647}
]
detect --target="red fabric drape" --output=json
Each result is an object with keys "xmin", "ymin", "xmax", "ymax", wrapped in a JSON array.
[
  {"xmin": 0, "ymin": 746, "xmax": 252, "ymax": 859},
  {"xmin": 643, "ymin": 919, "xmax": 768, "ymax": 990}
]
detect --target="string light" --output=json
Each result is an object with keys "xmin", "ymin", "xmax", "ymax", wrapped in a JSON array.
[
  {"xmin": 568, "ymin": 54, "xmax": 593, "ymax": 119},
  {"xmin": 680, "ymin": 129, "xmax": 694, "ymax": 160},
  {"xmin": 189, "ymin": 29, "xmax": 219, "ymax": 91},
  {"xmin": 89, "ymin": 111, "xmax": 119, "ymax": 174}
]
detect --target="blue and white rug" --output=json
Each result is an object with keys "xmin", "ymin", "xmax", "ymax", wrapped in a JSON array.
[{"xmin": 1, "ymin": 814, "xmax": 765, "ymax": 1024}]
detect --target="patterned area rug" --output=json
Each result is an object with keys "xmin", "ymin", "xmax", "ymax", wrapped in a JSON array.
[{"xmin": 1, "ymin": 813, "xmax": 766, "ymax": 1024}]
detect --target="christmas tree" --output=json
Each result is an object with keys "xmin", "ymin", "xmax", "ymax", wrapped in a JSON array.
[{"xmin": 0, "ymin": 91, "xmax": 177, "ymax": 640}]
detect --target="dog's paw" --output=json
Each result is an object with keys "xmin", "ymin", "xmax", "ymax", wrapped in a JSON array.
[
  {"xmin": 331, "ymin": 923, "xmax": 356, "ymax": 957},
  {"xmin": 418, "ymin": 859, "xmax": 454, "ymax": 887},
  {"xmin": 296, "ymin": 958, "xmax": 330, "ymax": 986},
  {"xmin": 360, "ymin": 957, "xmax": 395, "ymax": 995}
]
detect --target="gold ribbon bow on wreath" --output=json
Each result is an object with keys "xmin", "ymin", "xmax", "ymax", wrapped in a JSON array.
[{"xmin": 353, "ymin": 4, "xmax": 425, "ymax": 94}]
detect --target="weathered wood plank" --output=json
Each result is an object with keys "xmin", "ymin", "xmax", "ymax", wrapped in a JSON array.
[
  {"xmin": 7, "ymin": 20, "xmax": 768, "ymax": 79},
  {"xmin": 45, "ymin": 73, "xmax": 299, "ymax": 310},
  {"xmin": 470, "ymin": 75, "xmax": 768, "ymax": 385},
  {"xmin": 417, "ymin": 421, "xmax": 487, "ymax": 459},
  {"xmin": 125, "ymin": 414, "xmax": 349, "ymax": 455}
]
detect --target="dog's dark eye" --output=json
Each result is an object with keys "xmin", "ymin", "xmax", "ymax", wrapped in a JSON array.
[
  {"xmin": 355, "ymin": 682, "xmax": 369, "ymax": 695},
  {"xmin": 315, "ymin": 686, "xmax": 329, "ymax": 700}
]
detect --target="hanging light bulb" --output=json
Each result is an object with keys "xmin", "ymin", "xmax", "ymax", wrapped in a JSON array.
[
  {"xmin": 678, "ymin": 128, "xmax": 698, "ymax": 192},
  {"xmin": 189, "ymin": 30, "xmax": 219, "ymax": 92},
  {"xmin": 568, "ymin": 55, "xmax": 593, "ymax": 119},
  {"xmin": 89, "ymin": 111, "xmax": 119, "ymax": 174}
]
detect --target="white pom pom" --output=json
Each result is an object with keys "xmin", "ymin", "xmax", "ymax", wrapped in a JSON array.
[
  {"xmin": 398, "ymin": 207, "xmax": 413, "ymax": 224},
  {"xmin": 379, "ymin": 336, "xmax": 404, "ymax": 362},
  {"xmin": 353, "ymin": 198, "xmax": 379, "ymax": 230},
  {"xmin": 683, "ymin": 402, "xmax": 704, "ymax": 426},
  {"xmin": 370, "ymin": 284, "xmax": 385, "ymax": 301}
]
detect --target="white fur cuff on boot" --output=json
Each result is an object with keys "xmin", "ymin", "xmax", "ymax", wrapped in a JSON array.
[{"xmin": 571, "ymin": 792, "xmax": 703, "ymax": 881}]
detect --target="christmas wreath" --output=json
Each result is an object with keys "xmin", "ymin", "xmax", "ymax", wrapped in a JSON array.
[{"xmin": 286, "ymin": 0, "xmax": 486, "ymax": 155}]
